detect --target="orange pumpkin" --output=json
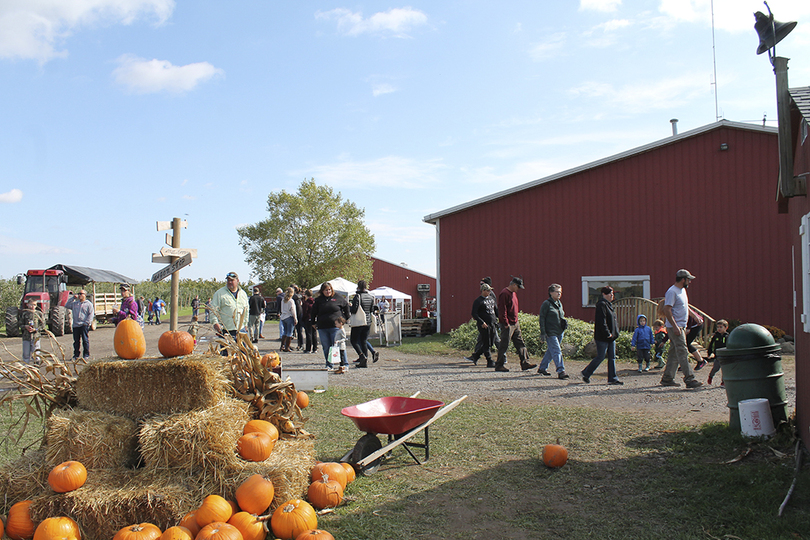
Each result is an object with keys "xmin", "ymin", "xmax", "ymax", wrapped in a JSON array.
[
  {"xmin": 339, "ymin": 462, "xmax": 356, "ymax": 484},
  {"xmin": 237, "ymin": 431, "xmax": 274, "ymax": 462},
  {"xmin": 158, "ymin": 527, "xmax": 193, "ymax": 540},
  {"xmin": 112, "ymin": 523, "xmax": 162, "ymax": 540},
  {"xmin": 235, "ymin": 474, "xmax": 275, "ymax": 515},
  {"xmin": 261, "ymin": 352, "xmax": 281, "ymax": 368},
  {"xmin": 178, "ymin": 512, "xmax": 201, "ymax": 537},
  {"xmin": 271, "ymin": 499, "xmax": 318, "ymax": 540},
  {"xmin": 306, "ymin": 474, "xmax": 343, "ymax": 509},
  {"xmin": 243, "ymin": 419, "xmax": 279, "ymax": 442},
  {"xmin": 33, "ymin": 517, "xmax": 81, "ymax": 540},
  {"xmin": 157, "ymin": 330, "xmax": 195, "ymax": 357},
  {"xmin": 310, "ymin": 462, "xmax": 347, "ymax": 490},
  {"xmin": 1, "ymin": 515, "xmax": 4, "ymax": 539},
  {"xmin": 296, "ymin": 391, "xmax": 309, "ymax": 409},
  {"xmin": 48, "ymin": 460, "xmax": 87, "ymax": 493},
  {"xmin": 114, "ymin": 318, "xmax": 146, "ymax": 359},
  {"xmin": 227, "ymin": 512, "xmax": 265, "ymax": 540},
  {"xmin": 196, "ymin": 495, "xmax": 233, "ymax": 528},
  {"xmin": 196, "ymin": 522, "xmax": 242, "ymax": 540},
  {"xmin": 295, "ymin": 531, "xmax": 335, "ymax": 540},
  {"xmin": 542, "ymin": 443, "xmax": 568, "ymax": 468},
  {"xmin": 5, "ymin": 500, "xmax": 35, "ymax": 540}
]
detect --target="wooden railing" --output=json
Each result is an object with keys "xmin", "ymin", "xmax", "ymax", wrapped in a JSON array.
[{"xmin": 613, "ymin": 297, "xmax": 716, "ymax": 347}]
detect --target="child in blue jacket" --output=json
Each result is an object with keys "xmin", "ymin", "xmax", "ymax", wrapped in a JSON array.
[{"xmin": 631, "ymin": 314, "xmax": 654, "ymax": 372}]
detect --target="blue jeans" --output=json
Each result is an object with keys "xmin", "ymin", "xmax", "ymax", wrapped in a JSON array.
[
  {"xmin": 582, "ymin": 340, "xmax": 618, "ymax": 382},
  {"xmin": 539, "ymin": 333, "xmax": 565, "ymax": 373},
  {"xmin": 72, "ymin": 325, "xmax": 90, "ymax": 359},
  {"xmin": 280, "ymin": 317, "xmax": 295, "ymax": 338},
  {"xmin": 318, "ymin": 327, "xmax": 342, "ymax": 368}
]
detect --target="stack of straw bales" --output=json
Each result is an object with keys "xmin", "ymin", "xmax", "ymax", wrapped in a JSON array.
[{"xmin": 0, "ymin": 354, "xmax": 315, "ymax": 540}]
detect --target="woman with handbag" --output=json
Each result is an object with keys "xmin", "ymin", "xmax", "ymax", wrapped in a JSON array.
[
  {"xmin": 349, "ymin": 280, "xmax": 378, "ymax": 368},
  {"xmin": 310, "ymin": 281, "xmax": 350, "ymax": 369}
]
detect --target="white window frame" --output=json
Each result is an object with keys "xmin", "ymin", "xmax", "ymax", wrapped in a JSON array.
[
  {"xmin": 581, "ymin": 275, "xmax": 651, "ymax": 307},
  {"xmin": 800, "ymin": 213, "xmax": 810, "ymax": 332}
]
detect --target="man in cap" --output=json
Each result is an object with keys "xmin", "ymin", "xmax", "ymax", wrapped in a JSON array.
[
  {"xmin": 660, "ymin": 269, "xmax": 703, "ymax": 388},
  {"xmin": 494, "ymin": 277, "xmax": 537, "ymax": 372},
  {"xmin": 466, "ymin": 282, "xmax": 499, "ymax": 367},
  {"xmin": 210, "ymin": 272, "xmax": 250, "ymax": 354},
  {"xmin": 66, "ymin": 289, "xmax": 94, "ymax": 360}
]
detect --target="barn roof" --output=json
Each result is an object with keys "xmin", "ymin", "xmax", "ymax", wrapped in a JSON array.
[
  {"xmin": 790, "ymin": 86, "xmax": 810, "ymax": 119},
  {"xmin": 423, "ymin": 119, "xmax": 776, "ymax": 224}
]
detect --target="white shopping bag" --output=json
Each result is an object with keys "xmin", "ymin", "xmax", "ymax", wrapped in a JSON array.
[{"xmin": 328, "ymin": 345, "xmax": 341, "ymax": 366}]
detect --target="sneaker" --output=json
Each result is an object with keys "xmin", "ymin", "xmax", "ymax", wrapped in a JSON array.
[
  {"xmin": 695, "ymin": 360, "xmax": 707, "ymax": 370},
  {"xmin": 707, "ymin": 376, "xmax": 713, "ymax": 385},
  {"xmin": 608, "ymin": 379, "xmax": 624, "ymax": 385},
  {"xmin": 660, "ymin": 379, "xmax": 680, "ymax": 387},
  {"xmin": 643, "ymin": 365, "xmax": 650, "ymax": 372},
  {"xmin": 638, "ymin": 367, "xmax": 643, "ymax": 373},
  {"xmin": 520, "ymin": 362, "xmax": 537, "ymax": 371},
  {"xmin": 581, "ymin": 371, "xmax": 590, "ymax": 383},
  {"xmin": 486, "ymin": 361, "xmax": 495, "ymax": 368},
  {"xmin": 537, "ymin": 369, "xmax": 552, "ymax": 376},
  {"xmin": 373, "ymin": 351, "xmax": 380, "ymax": 363},
  {"xmin": 558, "ymin": 372, "xmax": 570, "ymax": 380},
  {"xmin": 685, "ymin": 380, "xmax": 703, "ymax": 389},
  {"xmin": 495, "ymin": 365, "xmax": 509, "ymax": 372},
  {"xmin": 465, "ymin": 356, "xmax": 478, "ymax": 365}
]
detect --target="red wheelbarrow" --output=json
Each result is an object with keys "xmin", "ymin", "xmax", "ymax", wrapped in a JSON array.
[{"xmin": 340, "ymin": 393, "xmax": 467, "ymax": 474}]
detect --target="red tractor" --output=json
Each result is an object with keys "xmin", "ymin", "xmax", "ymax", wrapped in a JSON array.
[{"xmin": 4, "ymin": 269, "xmax": 72, "ymax": 337}]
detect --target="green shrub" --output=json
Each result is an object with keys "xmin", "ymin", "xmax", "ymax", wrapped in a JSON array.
[{"xmin": 447, "ymin": 312, "xmax": 636, "ymax": 360}]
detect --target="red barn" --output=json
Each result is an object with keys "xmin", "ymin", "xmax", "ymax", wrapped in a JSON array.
[
  {"xmin": 424, "ymin": 120, "xmax": 792, "ymax": 336},
  {"xmin": 369, "ymin": 256, "xmax": 437, "ymax": 318}
]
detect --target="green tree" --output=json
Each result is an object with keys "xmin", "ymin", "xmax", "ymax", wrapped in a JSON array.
[{"xmin": 238, "ymin": 179, "xmax": 375, "ymax": 289}]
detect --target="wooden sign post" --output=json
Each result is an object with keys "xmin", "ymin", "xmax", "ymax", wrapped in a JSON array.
[{"xmin": 152, "ymin": 218, "xmax": 194, "ymax": 331}]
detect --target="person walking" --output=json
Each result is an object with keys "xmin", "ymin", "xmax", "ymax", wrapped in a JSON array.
[
  {"xmin": 660, "ymin": 269, "xmax": 703, "ymax": 388},
  {"xmin": 302, "ymin": 289, "xmax": 319, "ymax": 353},
  {"xmin": 66, "ymin": 290, "xmax": 94, "ymax": 360},
  {"xmin": 152, "ymin": 297, "xmax": 166, "ymax": 325},
  {"xmin": 581, "ymin": 286, "xmax": 623, "ymax": 385},
  {"xmin": 191, "ymin": 295, "xmax": 200, "ymax": 319},
  {"xmin": 494, "ymin": 277, "xmax": 537, "ymax": 373},
  {"xmin": 466, "ymin": 283, "xmax": 498, "ymax": 367},
  {"xmin": 279, "ymin": 287, "xmax": 298, "ymax": 352},
  {"xmin": 537, "ymin": 283, "xmax": 569, "ymax": 379},
  {"xmin": 293, "ymin": 285, "xmax": 305, "ymax": 350},
  {"xmin": 210, "ymin": 272, "xmax": 250, "ymax": 355},
  {"xmin": 310, "ymin": 282, "xmax": 350, "ymax": 369},
  {"xmin": 349, "ymin": 280, "xmax": 378, "ymax": 368},
  {"xmin": 248, "ymin": 287, "xmax": 266, "ymax": 343}
]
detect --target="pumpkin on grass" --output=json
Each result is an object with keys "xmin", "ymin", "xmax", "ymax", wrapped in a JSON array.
[
  {"xmin": 296, "ymin": 391, "xmax": 309, "ymax": 408},
  {"xmin": 307, "ymin": 474, "xmax": 343, "ymax": 509},
  {"xmin": 311, "ymin": 462, "xmax": 348, "ymax": 490},
  {"xmin": 159, "ymin": 527, "xmax": 194, "ymax": 540},
  {"xmin": 235, "ymin": 474, "xmax": 275, "ymax": 515},
  {"xmin": 339, "ymin": 462, "xmax": 356, "ymax": 484},
  {"xmin": 112, "ymin": 523, "xmax": 162, "ymax": 540},
  {"xmin": 227, "ymin": 512, "xmax": 265, "ymax": 540},
  {"xmin": 271, "ymin": 499, "xmax": 318, "ymax": 540},
  {"xmin": 196, "ymin": 495, "xmax": 233, "ymax": 527},
  {"xmin": 237, "ymin": 431, "xmax": 274, "ymax": 461},
  {"xmin": 196, "ymin": 522, "xmax": 242, "ymax": 540},
  {"xmin": 543, "ymin": 443, "xmax": 568, "ymax": 468},
  {"xmin": 5, "ymin": 500, "xmax": 35, "ymax": 540},
  {"xmin": 295, "ymin": 531, "xmax": 335, "ymax": 540},
  {"xmin": 114, "ymin": 318, "xmax": 146, "ymax": 359},
  {"xmin": 243, "ymin": 419, "xmax": 279, "ymax": 442},
  {"xmin": 33, "ymin": 517, "xmax": 81, "ymax": 540},
  {"xmin": 48, "ymin": 460, "xmax": 87, "ymax": 493},
  {"xmin": 158, "ymin": 330, "xmax": 195, "ymax": 357}
]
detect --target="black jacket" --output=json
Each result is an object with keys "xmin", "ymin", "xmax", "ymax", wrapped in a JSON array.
[
  {"xmin": 310, "ymin": 294, "xmax": 349, "ymax": 328},
  {"xmin": 471, "ymin": 293, "xmax": 498, "ymax": 329},
  {"xmin": 594, "ymin": 296, "xmax": 618, "ymax": 342}
]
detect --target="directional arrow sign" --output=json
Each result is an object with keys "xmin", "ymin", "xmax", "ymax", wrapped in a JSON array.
[
  {"xmin": 151, "ymin": 252, "xmax": 192, "ymax": 283},
  {"xmin": 151, "ymin": 254, "xmax": 172, "ymax": 264},
  {"xmin": 160, "ymin": 247, "xmax": 198, "ymax": 258}
]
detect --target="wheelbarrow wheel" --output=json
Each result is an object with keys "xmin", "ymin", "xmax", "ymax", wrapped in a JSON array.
[{"xmin": 352, "ymin": 433, "xmax": 383, "ymax": 475}]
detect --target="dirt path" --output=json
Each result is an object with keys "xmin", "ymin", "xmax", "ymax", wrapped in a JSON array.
[{"xmin": 1, "ymin": 318, "xmax": 796, "ymax": 427}]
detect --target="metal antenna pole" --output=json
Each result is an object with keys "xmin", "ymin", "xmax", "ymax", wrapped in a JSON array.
[{"xmin": 711, "ymin": 0, "xmax": 720, "ymax": 121}]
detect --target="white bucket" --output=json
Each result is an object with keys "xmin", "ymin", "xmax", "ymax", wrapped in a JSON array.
[{"xmin": 738, "ymin": 398, "xmax": 776, "ymax": 437}]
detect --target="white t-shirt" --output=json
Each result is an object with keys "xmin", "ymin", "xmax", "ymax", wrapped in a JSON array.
[{"xmin": 664, "ymin": 284, "xmax": 689, "ymax": 328}]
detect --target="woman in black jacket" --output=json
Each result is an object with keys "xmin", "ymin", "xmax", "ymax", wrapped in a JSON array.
[
  {"xmin": 310, "ymin": 282, "xmax": 350, "ymax": 369},
  {"xmin": 349, "ymin": 280, "xmax": 378, "ymax": 368},
  {"xmin": 581, "ymin": 286, "xmax": 623, "ymax": 385}
]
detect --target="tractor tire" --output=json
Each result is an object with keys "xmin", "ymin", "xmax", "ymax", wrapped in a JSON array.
[
  {"xmin": 49, "ymin": 305, "xmax": 66, "ymax": 337},
  {"xmin": 65, "ymin": 309, "xmax": 73, "ymax": 334},
  {"xmin": 5, "ymin": 306, "xmax": 20, "ymax": 337}
]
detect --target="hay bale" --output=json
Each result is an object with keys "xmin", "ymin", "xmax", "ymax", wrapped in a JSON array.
[
  {"xmin": 45, "ymin": 409, "xmax": 139, "ymax": 469},
  {"xmin": 76, "ymin": 355, "xmax": 231, "ymax": 418},
  {"xmin": 0, "ymin": 448, "xmax": 48, "ymax": 512}
]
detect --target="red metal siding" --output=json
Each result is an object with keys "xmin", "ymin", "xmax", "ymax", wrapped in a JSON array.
[
  {"xmin": 369, "ymin": 257, "xmax": 437, "ymax": 313},
  {"xmin": 435, "ymin": 126, "xmax": 791, "ymax": 337}
]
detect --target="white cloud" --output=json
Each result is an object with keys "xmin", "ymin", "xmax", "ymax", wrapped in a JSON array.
[
  {"xmin": 658, "ymin": 0, "xmax": 810, "ymax": 33},
  {"xmin": 0, "ymin": 0, "xmax": 174, "ymax": 63},
  {"xmin": 0, "ymin": 234, "xmax": 73, "ymax": 256},
  {"xmin": 0, "ymin": 188, "xmax": 23, "ymax": 203},
  {"xmin": 580, "ymin": 0, "xmax": 622, "ymax": 13},
  {"xmin": 372, "ymin": 83, "xmax": 397, "ymax": 96},
  {"xmin": 569, "ymin": 74, "xmax": 707, "ymax": 111},
  {"xmin": 301, "ymin": 156, "xmax": 447, "ymax": 189},
  {"xmin": 529, "ymin": 33, "xmax": 566, "ymax": 61},
  {"xmin": 316, "ymin": 7, "xmax": 428, "ymax": 37},
  {"xmin": 113, "ymin": 54, "xmax": 224, "ymax": 94}
]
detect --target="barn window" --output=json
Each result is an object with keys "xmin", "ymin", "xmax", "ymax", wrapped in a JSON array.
[
  {"xmin": 581, "ymin": 275, "xmax": 651, "ymax": 307},
  {"xmin": 800, "ymin": 214, "xmax": 810, "ymax": 332}
]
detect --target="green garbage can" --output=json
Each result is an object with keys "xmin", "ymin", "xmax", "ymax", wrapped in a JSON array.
[{"xmin": 717, "ymin": 323, "xmax": 788, "ymax": 432}]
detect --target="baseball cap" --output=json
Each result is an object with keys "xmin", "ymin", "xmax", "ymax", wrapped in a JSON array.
[
  {"xmin": 510, "ymin": 277, "xmax": 525, "ymax": 289},
  {"xmin": 481, "ymin": 283, "xmax": 493, "ymax": 292},
  {"xmin": 676, "ymin": 269, "xmax": 696, "ymax": 280},
  {"xmin": 119, "ymin": 284, "xmax": 130, "ymax": 291},
  {"xmin": 226, "ymin": 272, "xmax": 239, "ymax": 280}
]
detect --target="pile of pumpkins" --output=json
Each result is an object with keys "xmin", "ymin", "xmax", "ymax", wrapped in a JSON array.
[{"xmin": 113, "ymin": 319, "xmax": 195, "ymax": 360}]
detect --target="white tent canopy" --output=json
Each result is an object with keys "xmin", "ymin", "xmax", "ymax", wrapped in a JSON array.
[
  {"xmin": 309, "ymin": 277, "xmax": 358, "ymax": 296},
  {"xmin": 369, "ymin": 286, "xmax": 412, "ymax": 301}
]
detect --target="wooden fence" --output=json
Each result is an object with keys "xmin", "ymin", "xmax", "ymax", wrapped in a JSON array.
[{"xmin": 613, "ymin": 297, "xmax": 716, "ymax": 347}]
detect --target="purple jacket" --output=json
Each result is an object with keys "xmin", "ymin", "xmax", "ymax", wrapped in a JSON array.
[{"xmin": 114, "ymin": 296, "xmax": 140, "ymax": 325}]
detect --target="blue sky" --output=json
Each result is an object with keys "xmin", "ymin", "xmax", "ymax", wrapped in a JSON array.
[{"xmin": 2, "ymin": 0, "xmax": 809, "ymax": 284}]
